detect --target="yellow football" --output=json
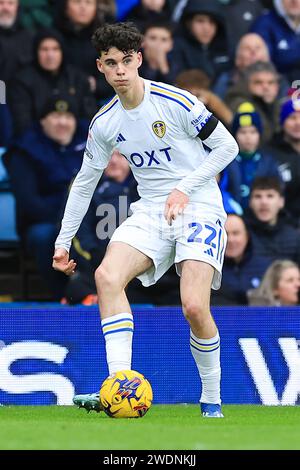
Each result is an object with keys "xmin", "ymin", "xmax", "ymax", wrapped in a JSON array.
[{"xmin": 99, "ymin": 370, "xmax": 153, "ymax": 418}]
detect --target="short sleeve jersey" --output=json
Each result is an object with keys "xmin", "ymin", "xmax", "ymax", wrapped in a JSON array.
[{"xmin": 84, "ymin": 79, "xmax": 223, "ymax": 207}]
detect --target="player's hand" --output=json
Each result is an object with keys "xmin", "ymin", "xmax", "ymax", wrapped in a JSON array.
[
  {"xmin": 164, "ymin": 189, "xmax": 189, "ymax": 226},
  {"xmin": 52, "ymin": 248, "xmax": 76, "ymax": 276}
]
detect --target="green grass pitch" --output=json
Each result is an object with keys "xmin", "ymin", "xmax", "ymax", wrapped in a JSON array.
[{"xmin": 0, "ymin": 405, "xmax": 300, "ymax": 450}]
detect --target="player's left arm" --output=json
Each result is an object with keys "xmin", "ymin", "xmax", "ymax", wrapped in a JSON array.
[
  {"xmin": 175, "ymin": 117, "xmax": 239, "ymax": 195},
  {"xmin": 164, "ymin": 102, "xmax": 238, "ymax": 225}
]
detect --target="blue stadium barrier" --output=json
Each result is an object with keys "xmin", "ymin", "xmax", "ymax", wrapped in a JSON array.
[{"xmin": 0, "ymin": 305, "xmax": 299, "ymax": 406}]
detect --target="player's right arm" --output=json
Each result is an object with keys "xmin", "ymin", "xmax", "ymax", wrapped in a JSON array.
[{"xmin": 53, "ymin": 124, "xmax": 111, "ymax": 275}]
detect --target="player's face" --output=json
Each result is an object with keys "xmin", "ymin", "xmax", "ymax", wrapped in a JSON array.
[
  {"xmin": 189, "ymin": 14, "xmax": 217, "ymax": 45},
  {"xmin": 283, "ymin": 111, "xmax": 300, "ymax": 140},
  {"xmin": 235, "ymin": 126, "xmax": 260, "ymax": 153},
  {"xmin": 249, "ymin": 189, "xmax": 284, "ymax": 225},
  {"xmin": 38, "ymin": 39, "xmax": 63, "ymax": 72},
  {"xmin": 0, "ymin": 0, "xmax": 18, "ymax": 28},
  {"xmin": 97, "ymin": 48, "xmax": 142, "ymax": 93},
  {"xmin": 225, "ymin": 215, "xmax": 248, "ymax": 261},
  {"xmin": 40, "ymin": 112, "xmax": 77, "ymax": 146},
  {"xmin": 248, "ymin": 72, "xmax": 279, "ymax": 104},
  {"xmin": 66, "ymin": 0, "xmax": 97, "ymax": 26},
  {"xmin": 274, "ymin": 267, "xmax": 300, "ymax": 305}
]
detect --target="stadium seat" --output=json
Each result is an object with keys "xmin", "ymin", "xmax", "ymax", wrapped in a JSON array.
[
  {"xmin": 0, "ymin": 190, "xmax": 19, "ymax": 243},
  {"xmin": 0, "ymin": 189, "xmax": 26, "ymax": 299},
  {"xmin": 0, "ymin": 190, "xmax": 53, "ymax": 301}
]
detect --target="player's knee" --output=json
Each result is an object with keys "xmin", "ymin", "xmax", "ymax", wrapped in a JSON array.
[
  {"xmin": 94, "ymin": 264, "xmax": 123, "ymax": 292},
  {"xmin": 182, "ymin": 300, "xmax": 209, "ymax": 326}
]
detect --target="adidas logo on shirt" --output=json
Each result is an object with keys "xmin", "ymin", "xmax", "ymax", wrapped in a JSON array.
[
  {"xmin": 204, "ymin": 248, "xmax": 214, "ymax": 257},
  {"xmin": 116, "ymin": 133, "xmax": 126, "ymax": 143}
]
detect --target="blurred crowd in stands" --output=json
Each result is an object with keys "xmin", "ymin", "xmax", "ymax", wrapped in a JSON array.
[{"xmin": 1, "ymin": 0, "xmax": 300, "ymax": 307}]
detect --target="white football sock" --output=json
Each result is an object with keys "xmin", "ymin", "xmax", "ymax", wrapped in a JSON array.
[
  {"xmin": 190, "ymin": 331, "xmax": 221, "ymax": 404},
  {"xmin": 101, "ymin": 313, "xmax": 134, "ymax": 375}
]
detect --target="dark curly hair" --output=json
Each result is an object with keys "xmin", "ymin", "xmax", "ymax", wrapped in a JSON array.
[{"xmin": 92, "ymin": 22, "xmax": 143, "ymax": 57}]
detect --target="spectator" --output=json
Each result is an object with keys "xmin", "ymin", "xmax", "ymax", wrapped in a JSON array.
[
  {"xmin": 225, "ymin": 61, "xmax": 281, "ymax": 143},
  {"xmin": 224, "ymin": 102, "xmax": 280, "ymax": 209},
  {"xmin": 251, "ymin": 0, "xmax": 300, "ymax": 81},
  {"xmin": 175, "ymin": 69, "xmax": 233, "ymax": 126},
  {"xmin": 139, "ymin": 22, "xmax": 176, "ymax": 84},
  {"xmin": 126, "ymin": 0, "xmax": 172, "ymax": 32},
  {"xmin": 214, "ymin": 33, "xmax": 273, "ymax": 98},
  {"xmin": 248, "ymin": 259, "xmax": 300, "ymax": 306},
  {"xmin": 8, "ymin": 28, "xmax": 96, "ymax": 136},
  {"xmin": 235, "ymin": 33, "xmax": 271, "ymax": 71},
  {"xmin": 3, "ymin": 94, "xmax": 89, "ymax": 300},
  {"xmin": 211, "ymin": 213, "xmax": 272, "ymax": 305},
  {"xmin": 172, "ymin": 0, "xmax": 231, "ymax": 85},
  {"xmin": 55, "ymin": 0, "xmax": 116, "ymax": 102},
  {"xmin": 0, "ymin": 0, "xmax": 33, "ymax": 85},
  {"xmin": 246, "ymin": 176, "xmax": 300, "ymax": 264},
  {"xmin": 19, "ymin": 0, "xmax": 54, "ymax": 30},
  {"xmin": 265, "ymin": 97, "xmax": 300, "ymax": 226}
]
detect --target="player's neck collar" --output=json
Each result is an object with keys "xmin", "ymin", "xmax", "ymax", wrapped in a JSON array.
[{"xmin": 119, "ymin": 78, "xmax": 150, "ymax": 113}]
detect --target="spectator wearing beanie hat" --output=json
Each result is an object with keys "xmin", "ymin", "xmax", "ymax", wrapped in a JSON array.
[
  {"xmin": 264, "ymin": 97, "xmax": 300, "ymax": 226},
  {"xmin": 3, "ymin": 93, "xmax": 89, "ymax": 301},
  {"xmin": 221, "ymin": 102, "xmax": 281, "ymax": 209}
]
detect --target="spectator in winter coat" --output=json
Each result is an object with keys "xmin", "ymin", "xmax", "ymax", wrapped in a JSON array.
[
  {"xmin": 8, "ymin": 28, "xmax": 96, "ymax": 136},
  {"xmin": 225, "ymin": 61, "xmax": 281, "ymax": 144},
  {"xmin": 0, "ymin": 0, "xmax": 33, "ymax": 85},
  {"xmin": 251, "ymin": 0, "xmax": 300, "ymax": 82},
  {"xmin": 3, "ymin": 94, "xmax": 89, "ymax": 300},
  {"xmin": 223, "ymin": 102, "xmax": 281, "ymax": 209},
  {"xmin": 211, "ymin": 213, "xmax": 272, "ymax": 305},
  {"xmin": 265, "ymin": 97, "xmax": 300, "ymax": 226},
  {"xmin": 171, "ymin": 0, "xmax": 231, "ymax": 86},
  {"xmin": 139, "ymin": 21, "xmax": 176, "ymax": 84},
  {"xmin": 246, "ymin": 176, "xmax": 300, "ymax": 264},
  {"xmin": 248, "ymin": 259, "xmax": 300, "ymax": 306},
  {"xmin": 214, "ymin": 33, "xmax": 276, "ymax": 99},
  {"xmin": 55, "ymin": 0, "xmax": 116, "ymax": 102}
]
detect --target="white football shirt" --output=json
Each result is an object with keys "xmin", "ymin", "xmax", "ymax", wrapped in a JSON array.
[{"xmin": 84, "ymin": 79, "xmax": 224, "ymax": 211}]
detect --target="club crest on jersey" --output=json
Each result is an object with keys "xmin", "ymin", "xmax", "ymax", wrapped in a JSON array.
[{"xmin": 152, "ymin": 121, "xmax": 166, "ymax": 138}]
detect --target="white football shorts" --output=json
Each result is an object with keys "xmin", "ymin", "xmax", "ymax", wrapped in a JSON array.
[{"xmin": 110, "ymin": 200, "xmax": 227, "ymax": 290}]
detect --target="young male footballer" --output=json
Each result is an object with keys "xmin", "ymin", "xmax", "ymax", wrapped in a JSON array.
[{"xmin": 53, "ymin": 22, "xmax": 239, "ymax": 418}]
